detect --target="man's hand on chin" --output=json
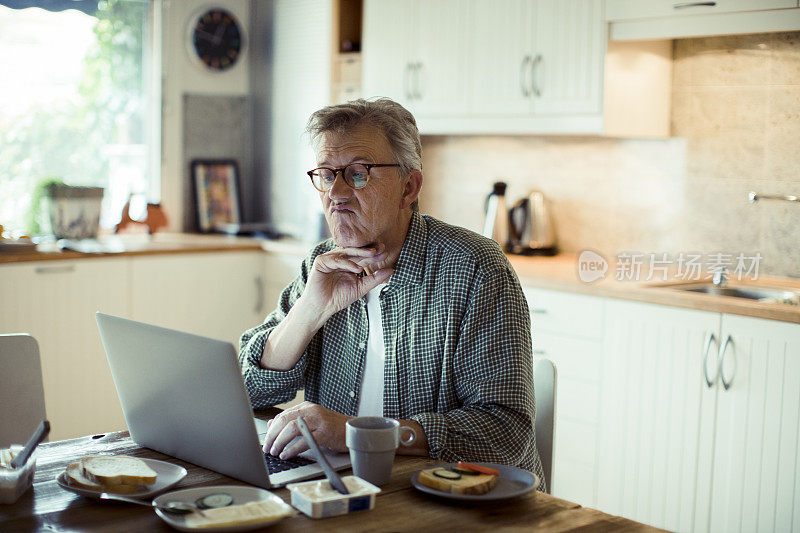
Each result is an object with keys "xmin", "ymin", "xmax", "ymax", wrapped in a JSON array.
[{"xmin": 262, "ymin": 401, "xmax": 351, "ymax": 459}]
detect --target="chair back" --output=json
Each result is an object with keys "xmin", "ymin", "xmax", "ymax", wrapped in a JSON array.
[
  {"xmin": 0, "ymin": 334, "xmax": 47, "ymax": 447},
  {"xmin": 534, "ymin": 357, "xmax": 557, "ymax": 493}
]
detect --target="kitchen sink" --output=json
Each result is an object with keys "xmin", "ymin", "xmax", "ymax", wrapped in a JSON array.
[{"xmin": 662, "ymin": 282, "xmax": 800, "ymax": 306}]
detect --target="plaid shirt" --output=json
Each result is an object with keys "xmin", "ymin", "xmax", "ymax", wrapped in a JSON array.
[{"xmin": 239, "ymin": 212, "xmax": 544, "ymax": 489}]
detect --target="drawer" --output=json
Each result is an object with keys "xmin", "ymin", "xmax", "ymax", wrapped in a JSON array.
[
  {"xmin": 334, "ymin": 53, "xmax": 362, "ymax": 84},
  {"xmin": 523, "ymin": 287, "xmax": 605, "ymax": 339},
  {"xmin": 533, "ymin": 332, "xmax": 601, "ymax": 384},
  {"xmin": 554, "ymin": 418, "xmax": 597, "ymax": 469},
  {"xmin": 556, "ymin": 378, "xmax": 600, "ymax": 425},
  {"xmin": 606, "ymin": 0, "xmax": 796, "ymax": 21},
  {"xmin": 552, "ymin": 459, "xmax": 596, "ymax": 507}
]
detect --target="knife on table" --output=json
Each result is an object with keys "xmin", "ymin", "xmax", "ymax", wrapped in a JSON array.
[{"xmin": 296, "ymin": 416, "xmax": 349, "ymax": 495}]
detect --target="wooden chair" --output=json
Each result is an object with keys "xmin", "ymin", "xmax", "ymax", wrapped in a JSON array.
[
  {"xmin": 0, "ymin": 334, "xmax": 47, "ymax": 447},
  {"xmin": 534, "ymin": 358, "xmax": 557, "ymax": 493}
]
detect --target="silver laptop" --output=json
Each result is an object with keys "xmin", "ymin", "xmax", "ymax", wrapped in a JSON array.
[{"xmin": 95, "ymin": 312, "xmax": 350, "ymax": 488}]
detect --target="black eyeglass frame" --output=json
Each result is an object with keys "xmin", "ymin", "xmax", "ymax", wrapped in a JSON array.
[{"xmin": 306, "ymin": 163, "xmax": 401, "ymax": 192}]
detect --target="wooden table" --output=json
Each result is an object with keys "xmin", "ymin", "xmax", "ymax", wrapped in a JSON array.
[{"xmin": 0, "ymin": 430, "xmax": 662, "ymax": 532}]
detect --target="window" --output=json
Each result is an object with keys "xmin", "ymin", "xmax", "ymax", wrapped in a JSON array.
[{"xmin": 0, "ymin": 0, "xmax": 160, "ymax": 235}]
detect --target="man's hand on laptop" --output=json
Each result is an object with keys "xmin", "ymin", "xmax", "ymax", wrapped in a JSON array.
[{"xmin": 263, "ymin": 401, "xmax": 350, "ymax": 459}]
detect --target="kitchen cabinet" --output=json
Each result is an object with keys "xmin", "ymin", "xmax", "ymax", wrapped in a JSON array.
[
  {"xmin": 606, "ymin": 0, "xmax": 800, "ymax": 41},
  {"xmin": 129, "ymin": 251, "xmax": 265, "ymax": 346},
  {"xmin": 709, "ymin": 314, "xmax": 800, "ymax": 533},
  {"xmin": 362, "ymin": 0, "xmax": 605, "ymax": 134},
  {"xmin": 523, "ymin": 287, "xmax": 605, "ymax": 506},
  {"xmin": 0, "ymin": 259, "xmax": 130, "ymax": 440},
  {"xmin": 597, "ymin": 299, "xmax": 800, "ymax": 532}
]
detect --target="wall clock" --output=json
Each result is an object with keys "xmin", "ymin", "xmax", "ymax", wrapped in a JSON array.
[{"xmin": 187, "ymin": 7, "xmax": 245, "ymax": 72}]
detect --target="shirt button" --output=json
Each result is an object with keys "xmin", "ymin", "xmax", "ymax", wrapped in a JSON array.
[
  {"xmin": 359, "ymin": 342, "xmax": 366, "ymax": 349},
  {"xmin": 349, "ymin": 391, "xmax": 356, "ymax": 398}
]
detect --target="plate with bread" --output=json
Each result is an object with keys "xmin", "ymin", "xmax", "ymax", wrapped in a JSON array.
[
  {"xmin": 56, "ymin": 455, "xmax": 187, "ymax": 499},
  {"xmin": 411, "ymin": 462, "xmax": 538, "ymax": 502}
]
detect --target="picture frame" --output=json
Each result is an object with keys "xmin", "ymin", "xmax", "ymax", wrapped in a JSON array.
[{"xmin": 191, "ymin": 159, "xmax": 242, "ymax": 233}]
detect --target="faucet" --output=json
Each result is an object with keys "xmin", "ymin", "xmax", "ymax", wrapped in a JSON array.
[
  {"xmin": 748, "ymin": 191, "xmax": 800, "ymax": 203},
  {"xmin": 712, "ymin": 270, "xmax": 727, "ymax": 287}
]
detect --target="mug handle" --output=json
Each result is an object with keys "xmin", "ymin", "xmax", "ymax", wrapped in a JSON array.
[{"xmin": 399, "ymin": 426, "xmax": 416, "ymax": 446}]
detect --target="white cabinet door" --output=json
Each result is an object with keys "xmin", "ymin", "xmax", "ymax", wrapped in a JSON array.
[
  {"xmin": 470, "ymin": 0, "xmax": 534, "ymax": 115},
  {"xmin": 0, "ymin": 259, "xmax": 129, "ymax": 440},
  {"xmin": 362, "ymin": 0, "xmax": 414, "ymax": 106},
  {"xmin": 411, "ymin": 0, "xmax": 471, "ymax": 117},
  {"xmin": 523, "ymin": 287, "xmax": 605, "ymax": 506},
  {"xmin": 262, "ymin": 251, "xmax": 305, "ymax": 318},
  {"xmin": 597, "ymin": 300, "xmax": 720, "ymax": 532},
  {"xmin": 533, "ymin": 0, "xmax": 604, "ymax": 115},
  {"xmin": 129, "ymin": 252, "xmax": 264, "ymax": 347},
  {"xmin": 606, "ymin": 0, "xmax": 797, "ymax": 21},
  {"xmin": 709, "ymin": 315, "xmax": 800, "ymax": 533}
]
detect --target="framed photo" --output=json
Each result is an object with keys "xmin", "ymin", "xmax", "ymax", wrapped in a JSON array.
[{"xmin": 191, "ymin": 159, "xmax": 242, "ymax": 233}]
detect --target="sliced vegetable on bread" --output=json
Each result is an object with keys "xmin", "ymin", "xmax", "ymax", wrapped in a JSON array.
[
  {"xmin": 456, "ymin": 462, "xmax": 500, "ymax": 477},
  {"xmin": 417, "ymin": 465, "xmax": 499, "ymax": 495},
  {"xmin": 80, "ymin": 455, "xmax": 158, "ymax": 486}
]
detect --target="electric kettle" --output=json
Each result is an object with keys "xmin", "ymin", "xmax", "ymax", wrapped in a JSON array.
[
  {"xmin": 482, "ymin": 181, "xmax": 510, "ymax": 249},
  {"xmin": 508, "ymin": 191, "xmax": 557, "ymax": 255}
]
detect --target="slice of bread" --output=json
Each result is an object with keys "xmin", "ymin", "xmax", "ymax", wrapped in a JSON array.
[
  {"xmin": 65, "ymin": 462, "xmax": 142, "ymax": 494},
  {"xmin": 417, "ymin": 467, "xmax": 498, "ymax": 495},
  {"xmin": 80, "ymin": 455, "xmax": 157, "ymax": 486}
]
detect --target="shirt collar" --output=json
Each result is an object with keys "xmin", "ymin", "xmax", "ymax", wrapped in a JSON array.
[{"xmin": 387, "ymin": 210, "xmax": 427, "ymax": 286}]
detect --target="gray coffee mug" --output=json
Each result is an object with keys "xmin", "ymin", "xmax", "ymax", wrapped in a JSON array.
[{"xmin": 345, "ymin": 417, "xmax": 416, "ymax": 486}]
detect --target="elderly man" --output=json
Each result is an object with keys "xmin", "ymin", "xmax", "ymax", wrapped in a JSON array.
[{"xmin": 239, "ymin": 98, "xmax": 544, "ymax": 489}]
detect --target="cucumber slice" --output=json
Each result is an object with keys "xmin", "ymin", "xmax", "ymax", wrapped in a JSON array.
[
  {"xmin": 195, "ymin": 493, "xmax": 234, "ymax": 509},
  {"xmin": 432, "ymin": 468, "xmax": 461, "ymax": 480},
  {"xmin": 451, "ymin": 467, "xmax": 480, "ymax": 476}
]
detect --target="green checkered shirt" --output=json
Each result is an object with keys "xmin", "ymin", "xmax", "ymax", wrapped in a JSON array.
[{"xmin": 239, "ymin": 212, "xmax": 544, "ymax": 489}]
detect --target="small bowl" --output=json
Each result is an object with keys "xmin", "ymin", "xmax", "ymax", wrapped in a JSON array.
[
  {"xmin": 0, "ymin": 445, "xmax": 36, "ymax": 504},
  {"xmin": 286, "ymin": 476, "xmax": 380, "ymax": 519}
]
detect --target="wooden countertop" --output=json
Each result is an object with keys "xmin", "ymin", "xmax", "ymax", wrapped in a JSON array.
[
  {"xmin": 0, "ymin": 428, "xmax": 662, "ymax": 532},
  {"xmin": 2, "ymin": 235, "xmax": 798, "ymax": 323},
  {"xmin": 508, "ymin": 254, "xmax": 800, "ymax": 324}
]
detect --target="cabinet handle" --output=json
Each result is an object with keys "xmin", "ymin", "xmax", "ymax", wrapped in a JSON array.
[
  {"xmin": 403, "ymin": 63, "xmax": 413, "ymax": 100},
  {"xmin": 533, "ymin": 349, "xmax": 547, "ymax": 356},
  {"xmin": 702, "ymin": 332, "xmax": 718, "ymax": 388},
  {"xmin": 413, "ymin": 62, "xmax": 423, "ymax": 100},
  {"xmin": 718, "ymin": 335, "xmax": 735, "ymax": 391},
  {"xmin": 35, "ymin": 265, "xmax": 76, "ymax": 275},
  {"xmin": 531, "ymin": 308, "xmax": 548, "ymax": 314},
  {"xmin": 520, "ymin": 55, "xmax": 531, "ymax": 98},
  {"xmin": 531, "ymin": 54, "xmax": 542, "ymax": 98},
  {"xmin": 254, "ymin": 276, "xmax": 265, "ymax": 314},
  {"xmin": 673, "ymin": 2, "xmax": 716, "ymax": 8}
]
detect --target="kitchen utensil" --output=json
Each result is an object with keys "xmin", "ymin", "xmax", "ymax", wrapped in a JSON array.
[
  {"xmin": 508, "ymin": 190, "xmax": 557, "ymax": 255},
  {"xmin": 99, "ymin": 491, "xmax": 207, "ymax": 516},
  {"xmin": 11, "ymin": 420, "xmax": 49, "ymax": 469},
  {"xmin": 296, "ymin": 417, "xmax": 349, "ymax": 495},
  {"xmin": 482, "ymin": 181, "xmax": 510, "ymax": 249}
]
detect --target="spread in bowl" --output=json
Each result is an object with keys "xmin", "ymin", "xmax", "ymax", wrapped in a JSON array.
[{"xmin": 286, "ymin": 475, "xmax": 380, "ymax": 519}]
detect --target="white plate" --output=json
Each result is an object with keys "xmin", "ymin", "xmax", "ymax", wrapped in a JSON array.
[
  {"xmin": 410, "ymin": 463, "xmax": 539, "ymax": 502},
  {"xmin": 56, "ymin": 457, "xmax": 188, "ymax": 499},
  {"xmin": 152, "ymin": 485, "xmax": 294, "ymax": 532}
]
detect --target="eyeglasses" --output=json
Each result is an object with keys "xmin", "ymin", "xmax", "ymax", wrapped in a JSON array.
[{"xmin": 307, "ymin": 163, "xmax": 401, "ymax": 192}]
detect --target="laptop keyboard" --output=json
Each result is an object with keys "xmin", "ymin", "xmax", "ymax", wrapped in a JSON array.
[{"xmin": 264, "ymin": 453, "xmax": 314, "ymax": 475}]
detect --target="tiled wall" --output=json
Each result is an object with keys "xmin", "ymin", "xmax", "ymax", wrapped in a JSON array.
[{"xmin": 419, "ymin": 32, "xmax": 800, "ymax": 278}]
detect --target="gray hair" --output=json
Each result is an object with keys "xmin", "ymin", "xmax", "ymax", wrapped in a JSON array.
[{"xmin": 305, "ymin": 98, "xmax": 422, "ymax": 211}]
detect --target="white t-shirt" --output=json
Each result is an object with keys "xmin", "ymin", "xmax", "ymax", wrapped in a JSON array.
[{"xmin": 356, "ymin": 283, "xmax": 387, "ymax": 417}]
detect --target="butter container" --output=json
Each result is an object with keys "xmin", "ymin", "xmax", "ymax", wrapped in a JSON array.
[
  {"xmin": 286, "ymin": 475, "xmax": 380, "ymax": 519},
  {"xmin": 0, "ymin": 445, "xmax": 36, "ymax": 504}
]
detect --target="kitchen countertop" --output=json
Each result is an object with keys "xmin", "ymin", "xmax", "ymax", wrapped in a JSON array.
[
  {"xmin": 1, "ymin": 234, "xmax": 798, "ymax": 324},
  {"xmin": 507, "ymin": 254, "xmax": 800, "ymax": 324}
]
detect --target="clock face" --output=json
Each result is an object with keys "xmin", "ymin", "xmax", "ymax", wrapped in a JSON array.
[{"xmin": 191, "ymin": 8, "xmax": 242, "ymax": 71}]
